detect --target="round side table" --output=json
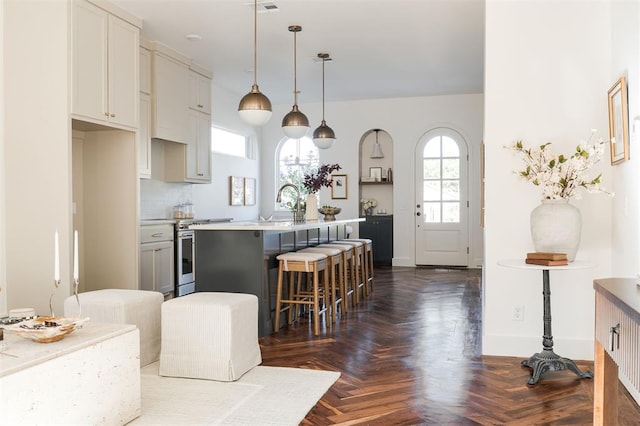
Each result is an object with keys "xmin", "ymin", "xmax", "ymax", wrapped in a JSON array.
[{"xmin": 498, "ymin": 259, "xmax": 596, "ymax": 385}]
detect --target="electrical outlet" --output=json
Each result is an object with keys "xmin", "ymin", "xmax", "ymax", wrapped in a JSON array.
[{"xmin": 512, "ymin": 305, "xmax": 524, "ymax": 321}]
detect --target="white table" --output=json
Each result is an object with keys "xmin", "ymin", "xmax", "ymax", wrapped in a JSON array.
[{"xmin": 498, "ymin": 259, "xmax": 596, "ymax": 385}]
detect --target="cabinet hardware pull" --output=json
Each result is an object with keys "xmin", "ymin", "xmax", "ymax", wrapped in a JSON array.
[
  {"xmin": 151, "ymin": 233, "xmax": 164, "ymax": 238},
  {"xmin": 610, "ymin": 323, "xmax": 620, "ymax": 352},
  {"xmin": 198, "ymin": 173, "xmax": 204, "ymax": 176},
  {"xmin": 104, "ymin": 112, "xmax": 109, "ymax": 117},
  {"xmin": 110, "ymin": 113, "xmax": 115, "ymax": 117},
  {"xmin": 198, "ymin": 104, "xmax": 203, "ymax": 108}
]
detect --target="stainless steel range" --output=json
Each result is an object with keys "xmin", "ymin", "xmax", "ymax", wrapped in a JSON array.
[{"xmin": 174, "ymin": 218, "xmax": 232, "ymax": 297}]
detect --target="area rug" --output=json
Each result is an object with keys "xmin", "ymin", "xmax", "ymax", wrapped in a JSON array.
[{"xmin": 129, "ymin": 362, "xmax": 340, "ymax": 425}]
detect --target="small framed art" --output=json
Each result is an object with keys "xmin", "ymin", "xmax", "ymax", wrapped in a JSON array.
[
  {"xmin": 369, "ymin": 167, "xmax": 382, "ymax": 182},
  {"xmin": 229, "ymin": 176, "xmax": 244, "ymax": 206},
  {"xmin": 331, "ymin": 174, "xmax": 347, "ymax": 199},
  {"xmin": 244, "ymin": 178, "xmax": 256, "ymax": 206},
  {"xmin": 607, "ymin": 76, "xmax": 629, "ymax": 165}
]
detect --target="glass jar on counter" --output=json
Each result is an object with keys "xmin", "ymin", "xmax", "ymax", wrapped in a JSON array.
[
  {"xmin": 184, "ymin": 202, "xmax": 194, "ymax": 219},
  {"xmin": 173, "ymin": 204, "xmax": 185, "ymax": 219}
]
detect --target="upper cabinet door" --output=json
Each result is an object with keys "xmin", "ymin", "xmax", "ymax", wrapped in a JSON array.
[
  {"xmin": 72, "ymin": 0, "xmax": 139, "ymax": 129},
  {"xmin": 108, "ymin": 14, "xmax": 139, "ymax": 128},
  {"xmin": 151, "ymin": 52, "xmax": 189, "ymax": 144},
  {"xmin": 188, "ymin": 70, "xmax": 211, "ymax": 114},
  {"xmin": 72, "ymin": 1, "xmax": 109, "ymax": 123}
]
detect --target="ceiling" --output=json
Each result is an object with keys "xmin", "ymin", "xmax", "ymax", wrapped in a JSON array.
[{"xmin": 111, "ymin": 0, "xmax": 485, "ymax": 106}]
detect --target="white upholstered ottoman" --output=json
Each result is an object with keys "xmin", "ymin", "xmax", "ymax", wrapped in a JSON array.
[
  {"xmin": 64, "ymin": 289, "xmax": 163, "ymax": 367},
  {"xmin": 159, "ymin": 292, "xmax": 262, "ymax": 382}
]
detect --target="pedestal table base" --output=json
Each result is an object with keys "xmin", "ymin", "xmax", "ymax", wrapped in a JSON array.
[{"xmin": 522, "ymin": 349, "xmax": 593, "ymax": 385}]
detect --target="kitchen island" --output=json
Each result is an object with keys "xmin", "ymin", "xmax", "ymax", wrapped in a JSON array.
[{"xmin": 190, "ymin": 218, "xmax": 364, "ymax": 336}]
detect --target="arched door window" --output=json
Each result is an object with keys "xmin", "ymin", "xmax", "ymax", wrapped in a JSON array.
[
  {"xmin": 423, "ymin": 136, "xmax": 461, "ymax": 223},
  {"xmin": 276, "ymin": 137, "xmax": 319, "ymax": 210}
]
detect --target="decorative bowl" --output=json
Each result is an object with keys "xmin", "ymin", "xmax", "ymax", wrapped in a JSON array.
[
  {"xmin": 4, "ymin": 316, "xmax": 89, "ymax": 343},
  {"xmin": 318, "ymin": 206, "xmax": 341, "ymax": 221}
]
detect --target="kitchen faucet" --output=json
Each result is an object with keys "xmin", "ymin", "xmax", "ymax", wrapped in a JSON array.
[{"xmin": 276, "ymin": 183, "xmax": 304, "ymax": 222}]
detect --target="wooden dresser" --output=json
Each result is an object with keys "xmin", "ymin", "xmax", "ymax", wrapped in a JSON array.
[{"xmin": 593, "ymin": 278, "xmax": 640, "ymax": 425}]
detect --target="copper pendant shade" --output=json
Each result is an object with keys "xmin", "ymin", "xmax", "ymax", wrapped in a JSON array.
[
  {"xmin": 238, "ymin": 0, "xmax": 272, "ymax": 127},
  {"xmin": 313, "ymin": 53, "xmax": 336, "ymax": 149},
  {"xmin": 282, "ymin": 25, "xmax": 309, "ymax": 139}
]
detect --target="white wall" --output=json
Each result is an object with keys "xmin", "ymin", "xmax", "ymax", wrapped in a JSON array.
[
  {"xmin": 610, "ymin": 0, "xmax": 640, "ymax": 276},
  {"xmin": 0, "ymin": 0, "xmax": 6, "ymax": 316},
  {"xmin": 260, "ymin": 94, "xmax": 485, "ymax": 268},
  {"xmin": 484, "ymin": 0, "xmax": 613, "ymax": 360}
]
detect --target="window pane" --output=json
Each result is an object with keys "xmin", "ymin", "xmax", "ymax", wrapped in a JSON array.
[
  {"xmin": 423, "ymin": 138, "xmax": 440, "ymax": 158},
  {"xmin": 423, "ymin": 181, "xmax": 440, "ymax": 201},
  {"xmin": 442, "ymin": 180, "xmax": 459, "ymax": 200},
  {"xmin": 423, "ymin": 159, "xmax": 441, "ymax": 179},
  {"xmin": 211, "ymin": 127, "xmax": 246, "ymax": 157},
  {"xmin": 442, "ymin": 159, "xmax": 459, "ymax": 179},
  {"xmin": 442, "ymin": 137, "xmax": 459, "ymax": 157},
  {"xmin": 277, "ymin": 137, "xmax": 319, "ymax": 209},
  {"xmin": 423, "ymin": 202, "xmax": 441, "ymax": 223},
  {"xmin": 442, "ymin": 202, "xmax": 460, "ymax": 223}
]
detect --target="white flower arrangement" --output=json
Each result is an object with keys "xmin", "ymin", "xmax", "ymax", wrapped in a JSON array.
[
  {"xmin": 361, "ymin": 198, "xmax": 377, "ymax": 210},
  {"xmin": 508, "ymin": 130, "xmax": 612, "ymax": 200}
]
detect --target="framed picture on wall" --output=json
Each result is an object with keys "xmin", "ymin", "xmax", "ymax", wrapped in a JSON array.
[
  {"xmin": 370, "ymin": 167, "xmax": 382, "ymax": 182},
  {"xmin": 607, "ymin": 76, "xmax": 629, "ymax": 165},
  {"xmin": 229, "ymin": 176, "xmax": 244, "ymax": 206},
  {"xmin": 244, "ymin": 178, "xmax": 256, "ymax": 206},
  {"xmin": 331, "ymin": 174, "xmax": 347, "ymax": 199}
]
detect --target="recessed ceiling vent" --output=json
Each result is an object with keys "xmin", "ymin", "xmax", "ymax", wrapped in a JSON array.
[{"xmin": 245, "ymin": 1, "xmax": 279, "ymax": 13}]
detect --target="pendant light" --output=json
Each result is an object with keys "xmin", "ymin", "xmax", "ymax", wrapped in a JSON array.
[
  {"xmin": 371, "ymin": 129, "xmax": 384, "ymax": 158},
  {"xmin": 313, "ymin": 53, "xmax": 336, "ymax": 149},
  {"xmin": 282, "ymin": 25, "xmax": 309, "ymax": 139},
  {"xmin": 238, "ymin": 0, "xmax": 272, "ymax": 127}
]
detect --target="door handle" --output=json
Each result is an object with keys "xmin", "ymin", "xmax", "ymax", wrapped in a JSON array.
[{"xmin": 416, "ymin": 212, "xmax": 421, "ymax": 216}]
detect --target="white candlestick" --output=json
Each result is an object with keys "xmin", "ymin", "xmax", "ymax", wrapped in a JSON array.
[
  {"xmin": 54, "ymin": 230, "xmax": 60, "ymax": 282},
  {"xmin": 73, "ymin": 230, "xmax": 79, "ymax": 281}
]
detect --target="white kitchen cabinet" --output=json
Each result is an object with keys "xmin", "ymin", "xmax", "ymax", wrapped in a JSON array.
[
  {"xmin": 165, "ymin": 109, "xmax": 211, "ymax": 183},
  {"xmin": 138, "ymin": 92, "xmax": 151, "ymax": 178},
  {"xmin": 140, "ymin": 224, "xmax": 174, "ymax": 295},
  {"xmin": 150, "ymin": 50, "xmax": 189, "ymax": 144},
  {"xmin": 72, "ymin": 0, "xmax": 140, "ymax": 129},
  {"xmin": 188, "ymin": 68, "xmax": 212, "ymax": 114},
  {"xmin": 140, "ymin": 44, "xmax": 151, "ymax": 95}
]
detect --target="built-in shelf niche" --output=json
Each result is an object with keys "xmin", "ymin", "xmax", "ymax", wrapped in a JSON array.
[{"xmin": 358, "ymin": 129, "xmax": 393, "ymax": 216}]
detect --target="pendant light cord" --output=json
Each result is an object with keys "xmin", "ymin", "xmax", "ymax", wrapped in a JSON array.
[
  {"xmin": 252, "ymin": 0, "xmax": 258, "ymax": 86},
  {"xmin": 293, "ymin": 29, "xmax": 298, "ymax": 105},
  {"xmin": 321, "ymin": 57, "xmax": 326, "ymax": 121}
]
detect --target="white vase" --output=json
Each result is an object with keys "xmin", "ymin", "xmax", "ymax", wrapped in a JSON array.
[
  {"xmin": 306, "ymin": 193, "xmax": 319, "ymax": 221},
  {"xmin": 530, "ymin": 199, "xmax": 582, "ymax": 262}
]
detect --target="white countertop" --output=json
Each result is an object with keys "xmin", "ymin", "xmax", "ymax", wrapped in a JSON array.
[
  {"xmin": 140, "ymin": 219, "xmax": 176, "ymax": 226},
  {"xmin": 190, "ymin": 217, "xmax": 364, "ymax": 231},
  {"xmin": 593, "ymin": 278, "xmax": 640, "ymax": 317}
]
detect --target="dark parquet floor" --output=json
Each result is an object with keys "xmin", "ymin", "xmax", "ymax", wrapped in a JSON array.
[{"xmin": 259, "ymin": 266, "xmax": 640, "ymax": 425}]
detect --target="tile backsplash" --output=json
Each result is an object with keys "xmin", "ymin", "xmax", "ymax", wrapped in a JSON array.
[{"xmin": 140, "ymin": 179, "xmax": 193, "ymax": 219}]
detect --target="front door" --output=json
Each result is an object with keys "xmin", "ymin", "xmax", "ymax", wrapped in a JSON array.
[{"xmin": 415, "ymin": 129, "xmax": 469, "ymax": 266}]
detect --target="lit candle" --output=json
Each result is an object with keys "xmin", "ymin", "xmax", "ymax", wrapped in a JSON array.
[
  {"xmin": 54, "ymin": 230, "xmax": 60, "ymax": 282},
  {"xmin": 73, "ymin": 230, "xmax": 79, "ymax": 282}
]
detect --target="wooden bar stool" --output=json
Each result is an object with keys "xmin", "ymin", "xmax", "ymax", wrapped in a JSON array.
[
  {"xmin": 299, "ymin": 246, "xmax": 344, "ymax": 322},
  {"xmin": 331, "ymin": 240, "xmax": 367, "ymax": 300},
  {"xmin": 343, "ymin": 238, "xmax": 374, "ymax": 295},
  {"xmin": 274, "ymin": 252, "xmax": 329, "ymax": 336},
  {"xmin": 318, "ymin": 243, "xmax": 356, "ymax": 307}
]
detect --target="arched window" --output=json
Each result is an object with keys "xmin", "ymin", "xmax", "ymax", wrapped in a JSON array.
[
  {"xmin": 276, "ymin": 137, "xmax": 319, "ymax": 210},
  {"xmin": 422, "ymin": 135, "xmax": 461, "ymax": 223}
]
